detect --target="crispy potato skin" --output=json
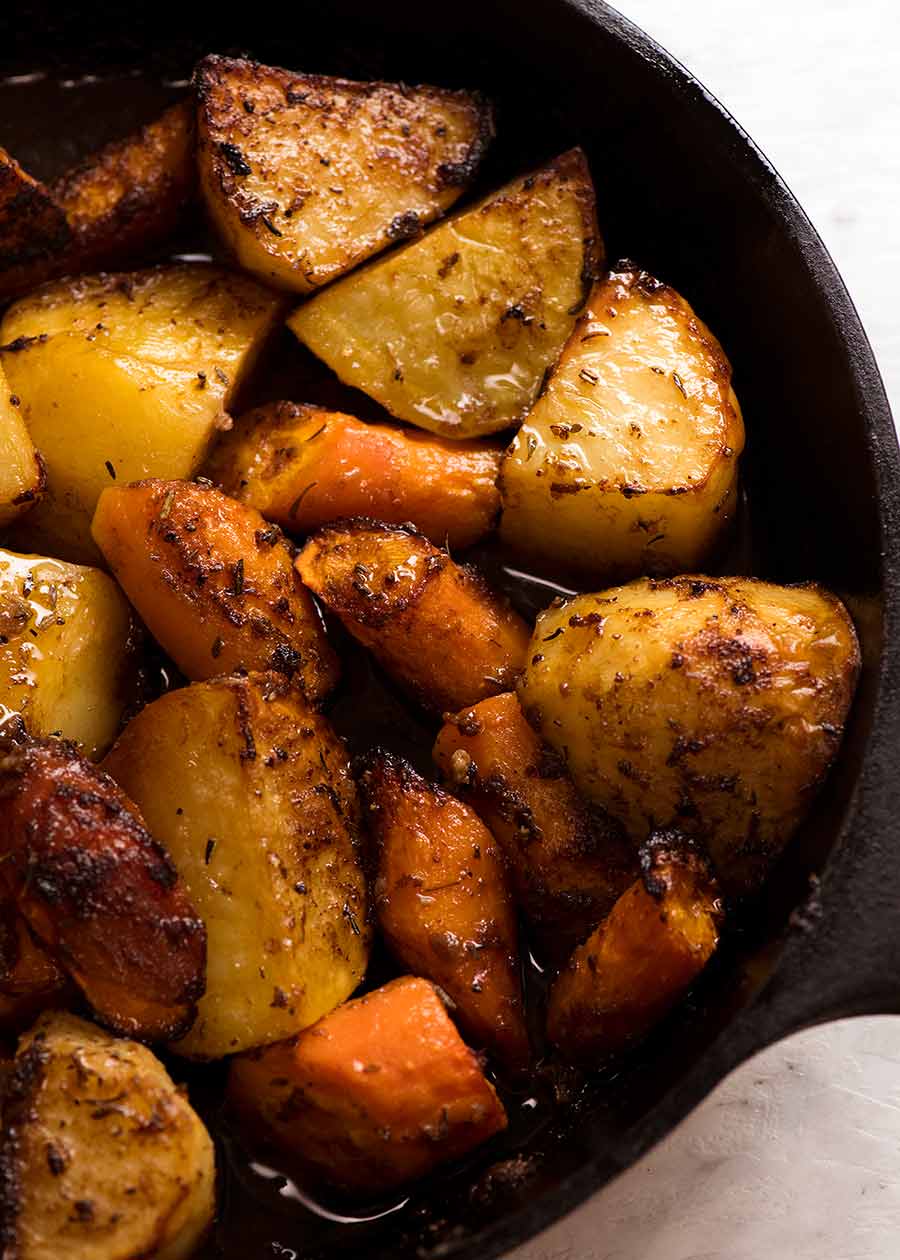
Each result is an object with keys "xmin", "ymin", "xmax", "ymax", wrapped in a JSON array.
[
  {"xmin": 519, "ymin": 576, "xmax": 861, "ymax": 895},
  {"xmin": 547, "ymin": 832, "xmax": 721, "ymax": 1064},
  {"xmin": 0, "ymin": 548, "xmax": 140, "ymax": 760},
  {"xmin": 0, "ymin": 148, "xmax": 71, "ymax": 274},
  {"xmin": 229, "ymin": 976, "xmax": 507, "ymax": 1194},
  {"xmin": 358, "ymin": 752, "xmax": 528, "ymax": 1069},
  {"xmin": 500, "ymin": 266, "xmax": 745, "ymax": 582},
  {"xmin": 0, "ymin": 365, "xmax": 44, "ymax": 530},
  {"xmin": 0, "ymin": 906, "xmax": 71, "ymax": 1035},
  {"xmin": 92, "ymin": 479, "xmax": 338, "ymax": 704},
  {"xmin": 433, "ymin": 693, "xmax": 636, "ymax": 960},
  {"xmin": 103, "ymin": 673, "xmax": 370, "ymax": 1059},
  {"xmin": 289, "ymin": 149, "xmax": 601, "ymax": 439},
  {"xmin": 0, "ymin": 735, "xmax": 206, "ymax": 1041},
  {"xmin": 207, "ymin": 401, "xmax": 502, "ymax": 549},
  {"xmin": 195, "ymin": 55, "xmax": 493, "ymax": 293},
  {"xmin": 1, "ymin": 265, "xmax": 283, "ymax": 563},
  {"xmin": 296, "ymin": 520, "xmax": 529, "ymax": 713},
  {"xmin": 0, "ymin": 1011, "xmax": 215, "ymax": 1260}
]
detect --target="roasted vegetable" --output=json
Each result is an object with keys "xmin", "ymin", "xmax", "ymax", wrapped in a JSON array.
[
  {"xmin": 0, "ymin": 365, "xmax": 44, "ymax": 529},
  {"xmin": 92, "ymin": 479, "xmax": 338, "ymax": 704},
  {"xmin": 289, "ymin": 149, "xmax": 601, "ymax": 438},
  {"xmin": 0, "ymin": 1011, "xmax": 216, "ymax": 1259},
  {"xmin": 0, "ymin": 904, "xmax": 70, "ymax": 1034},
  {"xmin": 207, "ymin": 401, "xmax": 502, "ymax": 549},
  {"xmin": 0, "ymin": 548, "xmax": 140, "ymax": 760},
  {"xmin": 103, "ymin": 673, "xmax": 369, "ymax": 1059},
  {"xmin": 0, "ymin": 146, "xmax": 70, "ymax": 278},
  {"xmin": 1, "ymin": 265, "xmax": 282, "ymax": 563},
  {"xmin": 358, "ymin": 751, "xmax": 528, "ymax": 1068},
  {"xmin": 547, "ymin": 831, "xmax": 721, "ymax": 1064},
  {"xmin": 195, "ymin": 54, "xmax": 492, "ymax": 294},
  {"xmin": 500, "ymin": 264, "xmax": 745, "ymax": 581},
  {"xmin": 433, "ymin": 693, "xmax": 636, "ymax": 959},
  {"xmin": 0, "ymin": 733, "xmax": 206, "ymax": 1041},
  {"xmin": 519, "ymin": 576, "xmax": 860, "ymax": 895},
  {"xmin": 229, "ymin": 976, "xmax": 506, "ymax": 1194},
  {"xmin": 296, "ymin": 520, "xmax": 529, "ymax": 713}
]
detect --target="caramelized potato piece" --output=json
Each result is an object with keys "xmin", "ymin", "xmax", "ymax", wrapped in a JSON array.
[
  {"xmin": 289, "ymin": 149, "xmax": 601, "ymax": 438},
  {"xmin": 103, "ymin": 673, "xmax": 369, "ymax": 1059},
  {"xmin": 548, "ymin": 832, "xmax": 721, "ymax": 1064},
  {"xmin": 196, "ymin": 55, "xmax": 492, "ymax": 294},
  {"xmin": 0, "ymin": 734, "xmax": 206, "ymax": 1041},
  {"xmin": 0, "ymin": 365, "xmax": 44, "ymax": 528},
  {"xmin": 0, "ymin": 904, "xmax": 70, "ymax": 1034},
  {"xmin": 1, "ymin": 265, "xmax": 282, "ymax": 563},
  {"xmin": 0, "ymin": 548, "xmax": 140, "ymax": 760},
  {"xmin": 229, "ymin": 976, "xmax": 506, "ymax": 1194},
  {"xmin": 520, "ymin": 577, "xmax": 860, "ymax": 895},
  {"xmin": 358, "ymin": 751, "xmax": 528, "ymax": 1068},
  {"xmin": 93, "ymin": 479, "xmax": 338, "ymax": 703},
  {"xmin": 433, "ymin": 693, "xmax": 636, "ymax": 959},
  {"xmin": 500, "ymin": 265, "xmax": 745, "ymax": 581},
  {"xmin": 1, "ymin": 1011, "xmax": 215, "ymax": 1260},
  {"xmin": 207, "ymin": 401, "xmax": 502, "ymax": 549},
  {"xmin": 0, "ymin": 146, "xmax": 70, "ymax": 276},
  {"xmin": 296, "ymin": 520, "xmax": 529, "ymax": 713}
]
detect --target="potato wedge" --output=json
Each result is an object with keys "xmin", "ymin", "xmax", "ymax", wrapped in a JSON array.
[
  {"xmin": 433, "ymin": 693, "xmax": 636, "ymax": 960},
  {"xmin": 0, "ymin": 547, "xmax": 140, "ymax": 760},
  {"xmin": 0, "ymin": 905, "xmax": 70, "ymax": 1034},
  {"xmin": 500, "ymin": 264, "xmax": 745, "ymax": 581},
  {"xmin": 296, "ymin": 520, "xmax": 529, "ymax": 713},
  {"xmin": 289, "ymin": 149, "xmax": 601, "ymax": 438},
  {"xmin": 0, "ymin": 733, "xmax": 206, "ymax": 1041},
  {"xmin": 519, "ymin": 576, "xmax": 860, "ymax": 895},
  {"xmin": 547, "ymin": 831, "xmax": 721, "ymax": 1064},
  {"xmin": 92, "ymin": 479, "xmax": 338, "ymax": 703},
  {"xmin": 1, "ymin": 265, "xmax": 282, "ymax": 563},
  {"xmin": 195, "ymin": 54, "xmax": 492, "ymax": 294},
  {"xmin": 0, "ymin": 367, "xmax": 44, "ymax": 529},
  {"xmin": 103, "ymin": 673, "xmax": 370, "ymax": 1059},
  {"xmin": 358, "ymin": 751, "xmax": 528, "ymax": 1069},
  {"xmin": 207, "ymin": 401, "xmax": 502, "ymax": 549},
  {"xmin": 1, "ymin": 1011, "xmax": 215, "ymax": 1260},
  {"xmin": 0, "ymin": 147, "xmax": 70, "ymax": 273},
  {"xmin": 229, "ymin": 976, "xmax": 506, "ymax": 1194}
]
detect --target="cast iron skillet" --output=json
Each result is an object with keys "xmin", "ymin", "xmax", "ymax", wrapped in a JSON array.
[{"xmin": 2, "ymin": 1, "xmax": 899, "ymax": 1256}]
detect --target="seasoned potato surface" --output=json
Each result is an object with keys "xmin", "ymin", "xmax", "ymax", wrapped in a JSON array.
[{"xmin": 0, "ymin": 364, "xmax": 44, "ymax": 529}]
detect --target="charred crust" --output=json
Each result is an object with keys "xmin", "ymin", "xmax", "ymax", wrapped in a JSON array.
[
  {"xmin": 639, "ymin": 828, "xmax": 716, "ymax": 900},
  {"xmin": 0, "ymin": 1034, "xmax": 50, "ymax": 1251}
]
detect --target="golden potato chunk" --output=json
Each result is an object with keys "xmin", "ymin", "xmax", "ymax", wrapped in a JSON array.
[
  {"xmin": 519, "ymin": 576, "xmax": 860, "ymax": 895},
  {"xmin": 296, "ymin": 520, "xmax": 529, "ymax": 713},
  {"xmin": 0, "ymin": 734, "xmax": 206, "ymax": 1041},
  {"xmin": 547, "ymin": 831, "xmax": 721, "ymax": 1064},
  {"xmin": 0, "ymin": 548, "xmax": 139, "ymax": 760},
  {"xmin": 195, "ymin": 54, "xmax": 493, "ymax": 293},
  {"xmin": 103, "ymin": 673, "xmax": 370, "ymax": 1059},
  {"xmin": 500, "ymin": 265, "xmax": 745, "ymax": 581},
  {"xmin": 92, "ymin": 480, "xmax": 338, "ymax": 705},
  {"xmin": 1, "ymin": 1011, "xmax": 215, "ymax": 1260},
  {"xmin": 1, "ymin": 265, "xmax": 282, "ymax": 563},
  {"xmin": 0, "ymin": 366, "xmax": 44, "ymax": 529},
  {"xmin": 229, "ymin": 976, "xmax": 507, "ymax": 1194},
  {"xmin": 0, "ymin": 147, "xmax": 70, "ymax": 275},
  {"xmin": 289, "ymin": 149, "xmax": 601, "ymax": 438}
]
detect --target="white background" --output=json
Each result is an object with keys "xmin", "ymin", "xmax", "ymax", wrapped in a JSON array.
[{"xmin": 514, "ymin": 2, "xmax": 900, "ymax": 1257}]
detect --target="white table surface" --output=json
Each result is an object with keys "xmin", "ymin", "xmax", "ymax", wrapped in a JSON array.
[{"xmin": 513, "ymin": 2, "xmax": 900, "ymax": 1258}]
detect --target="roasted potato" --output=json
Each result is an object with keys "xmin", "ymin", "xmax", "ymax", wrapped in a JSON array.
[
  {"xmin": 433, "ymin": 693, "xmax": 636, "ymax": 960},
  {"xmin": 195, "ymin": 54, "xmax": 493, "ymax": 294},
  {"xmin": 0, "ymin": 904, "xmax": 71, "ymax": 1034},
  {"xmin": 92, "ymin": 479, "xmax": 338, "ymax": 704},
  {"xmin": 229, "ymin": 976, "xmax": 507, "ymax": 1194},
  {"xmin": 0, "ymin": 369, "xmax": 44, "ymax": 529},
  {"xmin": 500, "ymin": 264, "xmax": 745, "ymax": 581},
  {"xmin": 0, "ymin": 548, "xmax": 140, "ymax": 760},
  {"xmin": 519, "ymin": 576, "xmax": 860, "ymax": 895},
  {"xmin": 289, "ymin": 149, "xmax": 601, "ymax": 439},
  {"xmin": 103, "ymin": 672, "xmax": 370, "ymax": 1059},
  {"xmin": 1, "ymin": 265, "xmax": 283, "ymax": 563},
  {"xmin": 207, "ymin": 401, "xmax": 502, "ymax": 549},
  {"xmin": 547, "ymin": 831, "xmax": 721, "ymax": 1064},
  {"xmin": 0, "ymin": 146, "xmax": 70, "ymax": 275},
  {"xmin": 1, "ymin": 1011, "xmax": 215, "ymax": 1260},
  {"xmin": 358, "ymin": 751, "xmax": 528, "ymax": 1069},
  {"xmin": 0, "ymin": 733, "xmax": 206, "ymax": 1041},
  {"xmin": 296, "ymin": 520, "xmax": 529, "ymax": 713}
]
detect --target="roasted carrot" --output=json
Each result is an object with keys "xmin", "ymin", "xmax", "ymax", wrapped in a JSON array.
[
  {"xmin": 229, "ymin": 976, "xmax": 507, "ymax": 1194},
  {"xmin": 0, "ymin": 147, "xmax": 71, "ymax": 279},
  {"xmin": 296, "ymin": 520, "xmax": 529, "ymax": 713}
]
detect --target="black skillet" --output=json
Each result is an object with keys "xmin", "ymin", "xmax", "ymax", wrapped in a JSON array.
[{"xmin": 2, "ymin": 1, "xmax": 899, "ymax": 1257}]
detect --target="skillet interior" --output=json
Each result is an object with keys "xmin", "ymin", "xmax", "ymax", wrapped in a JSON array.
[{"xmin": 1, "ymin": 1, "xmax": 897, "ymax": 1257}]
